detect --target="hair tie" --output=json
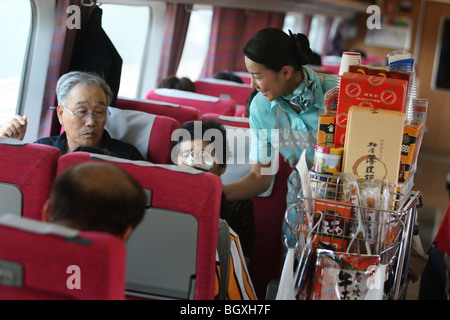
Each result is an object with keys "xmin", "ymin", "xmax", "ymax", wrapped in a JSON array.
[{"xmin": 288, "ymin": 29, "xmax": 312, "ymax": 65}]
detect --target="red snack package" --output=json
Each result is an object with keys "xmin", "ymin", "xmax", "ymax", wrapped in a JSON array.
[
  {"xmin": 335, "ymin": 72, "xmax": 408, "ymax": 146},
  {"xmin": 310, "ymin": 249, "xmax": 384, "ymax": 300}
]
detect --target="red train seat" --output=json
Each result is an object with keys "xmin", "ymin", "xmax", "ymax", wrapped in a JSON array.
[
  {"xmin": 116, "ymin": 97, "xmax": 201, "ymax": 125},
  {"xmin": 145, "ymin": 88, "xmax": 236, "ymax": 116},
  {"xmin": 105, "ymin": 107, "xmax": 180, "ymax": 164},
  {"xmin": 194, "ymin": 78, "xmax": 253, "ymax": 106},
  {"xmin": 57, "ymin": 152, "xmax": 223, "ymax": 300},
  {"xmin": 0, "ymin": 138, "xmax": 61, "ymax": 220},
  {"xmin": 0, "ymin": 214, "xmax": 127, "ymax": 300},
  {"xmin": 200, "ymin": 114, "xmax": 293, "ymax": 299}
]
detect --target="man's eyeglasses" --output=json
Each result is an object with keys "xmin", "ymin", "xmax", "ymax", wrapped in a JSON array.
[{"xmin": 64, "ymin": 106, "xmax": 110, "ymax": 120}]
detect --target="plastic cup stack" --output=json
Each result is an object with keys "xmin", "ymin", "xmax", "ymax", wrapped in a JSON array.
[{"xmin": 386, "ymin": 50, "xmax": 418, "ymax": 121}]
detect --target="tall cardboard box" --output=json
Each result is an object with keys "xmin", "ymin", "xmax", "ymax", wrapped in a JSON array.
[
  {"xmin": 335, "ymin": 72, "xmax": 408, "ymax": 147},
  {"xmin": 342, "ymin": 106, "xmax": 405, "ymax": 184}
]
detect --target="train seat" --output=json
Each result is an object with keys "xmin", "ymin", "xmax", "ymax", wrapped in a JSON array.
[
  {"xmin": 104, "ymin": 106, "xmax": 180, "ymax": 164},
  {"xmin": 57, "ymin": 152, "xmax": 223, "ymax": 300},
  {"xmin": 0, "ymin": 138, "xmax": 61, "ymax": 221},
  {"xmin": 200, "ymin": 113, "xmax": 293, "ymax": 299},
  {"xmin": 232, "ymin": 71, "xmax": 252, "ymax": 85},
  {"xmin": 145, "ymin": 88, "xmax": 236, "ymax": 116},
  {"xmin": 194, "ymin": 78, "xmax": 253, "ymax": 106},
  {"xmin": 0, "ymin": 213, "xmax": 127, "ymax": 300},
  {"xmin": 116, "ymin": 96, "xmax": 202, "ymax": 125}
]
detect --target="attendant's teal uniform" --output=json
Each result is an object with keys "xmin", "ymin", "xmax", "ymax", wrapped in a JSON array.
[{"xmin": 248, "ymin": 66, "xmax": 338, "ymax": 249}]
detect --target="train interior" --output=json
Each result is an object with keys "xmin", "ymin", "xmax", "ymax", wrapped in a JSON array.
[{"xmin": 1, "ymin": 0, "xmax": 450, "ymax": 301}]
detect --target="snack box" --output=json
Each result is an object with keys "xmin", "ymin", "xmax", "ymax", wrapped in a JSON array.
[
  {"xmin": 399, "ymin": 120, "xmax": 424, "ymax": 183},
  {"xmin": 303, "ymin": 198, "xmax": 353, "ymax": 252},
  {"xmin": 342, "ymin": 106, "xmax": 405, "ymax": 184},
  {"xmin": 348, "ymin": 64, "xmax": 370, "ymax": 75},
  {"xmin": 335, "ymin": 72, "xmax": 408, "ymax": 147},
  {"xmin": 317, "ymin": 114, "xmax": 336, "ymax": 147}
]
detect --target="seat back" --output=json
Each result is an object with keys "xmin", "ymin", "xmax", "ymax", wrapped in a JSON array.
[
  {"xmin": 232, "ymin": 71, "xmax": 252, "ymax": 85},
  {"xmin": 0, "ymin": 138, "xmax": 61, "ymax": 220},
  {"xmin": 104, "ymin": 107, "xmax": 180, "ymax": 164},
  {"xmin": 145, "ymin": 88, "xmax": 236, "ymax": 116},
  {"xmin": 200, "ymin": 114, "xmax": 293, "ymax": 298},
  {"xmin": 126, "ymin": 201, "xmax": 199, "ymax": 299},
  {"xmin": 194, "ymin": 78, "xmax": 253, "ymax": 106},
  {"xmin": 57, "ymin": 152, "xmax": 223, "ymax": 300},
  {"xmin": 116, "ymin": 97, "xmax": 202, "ymax": 125},
  {"xmin": 0, "ymin": 214, "xmax": 127, "ymax": 300}
]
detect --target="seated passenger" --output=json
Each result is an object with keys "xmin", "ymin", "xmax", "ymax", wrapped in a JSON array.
[
  {"xmin": 173, "ymin": 119, "xmax": 256, "ymax": 300},
  {"xmin": 42, "ymin": 161, "xmax": 146, "ymax": 242},
  {"xmin": 213, "ymin": 70, "xmax": 244, "ymax": 84},
  {"xmin": 0, "ymin": 71, "xmax": 144, "ymax": 161},
  {"xmin": 157, "ymin": 75, "xmax": 196, "ymax": 93}
]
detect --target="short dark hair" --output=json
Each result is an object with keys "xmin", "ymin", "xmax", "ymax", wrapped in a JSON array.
[
  {"xmin": 243, "ymin": 28, "xmax": 312, "ymax": 72},
  {"xmin": 48, "ymin": 162, "xmax": 146, "ymax": 237},
  {"xmin": 172, "ymin": 119, "xmax": 228, "ymax": 169},
  {"xmin": 158, "ymin": 76, "xmax": 196, "ymax": 93},
  {"xmin": 213, "ymin": 71, "xmax": 243, "ymax": 84}
]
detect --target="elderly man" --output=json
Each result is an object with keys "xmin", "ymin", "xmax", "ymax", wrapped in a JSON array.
[{"xmin": 0, "ymin": 71, "xmax": 144, "ymax": 160}]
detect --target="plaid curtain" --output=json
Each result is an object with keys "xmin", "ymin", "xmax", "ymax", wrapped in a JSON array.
[
  {"xmin": 201, "ymin": 8, "xmax": 285, "ymax": 78},
  {"xmin": 39, "ymin": 0, "xmax": 94, "ymax": 138},
  {"xmin": 156, "ymin": 3, "xmax": 191, "ymax": 85}
]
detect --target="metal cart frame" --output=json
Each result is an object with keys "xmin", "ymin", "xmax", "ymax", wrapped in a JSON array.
[{"xmin": 283, "ymin": 172, "xmax": 423, "ymax": 300}]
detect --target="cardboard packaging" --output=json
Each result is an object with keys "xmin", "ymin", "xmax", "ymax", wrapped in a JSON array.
[
  {"xmin": 399, "ymin": 120, "xmax": 424, "ymax": 183},
  {"xmin": 305, "ymin": 199, "xmax": 353, "ymax": 252},
  {"xmin": 369, "ymin": 67, "xmax": 390, "ymax": 78},
  {"xmin": 342, "ymin": 106, "xmax": 405, "ymax": 184},
  {"xmin": 348, "ymin": 64, "xmax": 370, "ymax": 75},
  {"xmin": 317, "ymin": 114, "xmax": 336, "ymax": 147},
  {"xmin": 335, "ymin": 72, "xmax": 408, "ymax": 147}
]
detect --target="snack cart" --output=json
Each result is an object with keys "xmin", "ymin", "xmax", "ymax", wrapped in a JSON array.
[
  {"xmin": 276, "ymin": 49, "xmax": 426, "ymax": 300},
  {"xmin": 282, "ymin": 170, "xmax": 422, "ymax": 300}
]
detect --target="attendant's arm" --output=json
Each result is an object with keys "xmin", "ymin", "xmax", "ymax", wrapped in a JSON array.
[
  {"xmin": 223, "ymin": 161, "xmax": 273, "ymax": 201},
  {"xmin": 0, "ymin": 115, "xmax": 27, "ymax": 140}
]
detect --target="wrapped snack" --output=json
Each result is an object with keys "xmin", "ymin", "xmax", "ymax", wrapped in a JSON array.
[
  {"xmin": 360, "ymin": 180, "xmax": 382, "ymax": 253},
  {"xmin": 311, "ymin": 249, "xmax": 384, "ymax": 300},
  {"xmin": 307, "ymin": 198, "xmax": 353, "ymax": 252},
  {"xmin": 339, "ymin": 173, "xmax": 370, "ymax": 255},
  {"xmin": 377, "ymin": 181, "xmax": 392, "ymax": 254}
]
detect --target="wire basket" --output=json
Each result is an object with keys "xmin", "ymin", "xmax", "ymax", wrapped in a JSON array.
[{"xmin": 283, "ymin": 171, "xmax": 420, "ymax": 300}]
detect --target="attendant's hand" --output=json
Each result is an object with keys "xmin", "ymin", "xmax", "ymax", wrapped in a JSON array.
[{"xmin": 0, "ymin": 115, "xmax": 28, "ymax": 141}]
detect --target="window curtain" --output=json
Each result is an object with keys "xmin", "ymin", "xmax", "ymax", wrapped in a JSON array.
[
  {"xmin": 156, "ymin": 3, "xmax": 191, "ymax": 85},
  {"xmin": 200, "ymin": 8, "xmax": 285, "ymax": 78},
  {"xmin": 321, "ymin": 16, "xmax": 334, "ymax": 56},
  {"xmin": 303, "ymin": 14, "xmax": 312, "ymax": 38},
  {"xmin": 39, "ymin": 0, "xmax": 95, "ymax": 138}
]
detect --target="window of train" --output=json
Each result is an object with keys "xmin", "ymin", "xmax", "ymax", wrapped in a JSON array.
[
  {"xmin": 176, "ymin": 6, "xmax": 213, "ymax": 80},
  {"xmin": 100, "ymin": 3, "xmax": 150, "ymax": 98},
  {"xmin": 308, "ymin": 14, "xmax": 328, "ymax": 55},
  {"xmin": 0, "ymin": 0, "xmax": 32, "ymax": 124},
  {"xmin": 283, "ymin": 12, "xmax": 305, "ymax": 35}
]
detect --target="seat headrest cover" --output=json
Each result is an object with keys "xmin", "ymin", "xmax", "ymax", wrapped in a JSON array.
[
  {"xmin": 219, "ymin": 115, "xmax": 250, "ymax": 124},
  {"xmin": 198, "ymin": 78, "xmax": 251, "ymax": 88},
  {"xmin": 105, "ymin": 107, "xmax": 155, "ymax": 158},
  {"xmin": 0, "ymin": 137, "xmax": 26, "ymax": 146},
  {"xmin": 0, "ymin": 213, "xmax": 80, "ymax": 238},
  {"xmin": 154, "ymin": 88, "xmax": 220, "ymax": 102},
  {"xmin": 89, "ymin": 154, "xmax": 203, "ymax": 175},
  {"xmin": 117, "ymin": 96, "xmax": 181, "ymax": 108}
]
